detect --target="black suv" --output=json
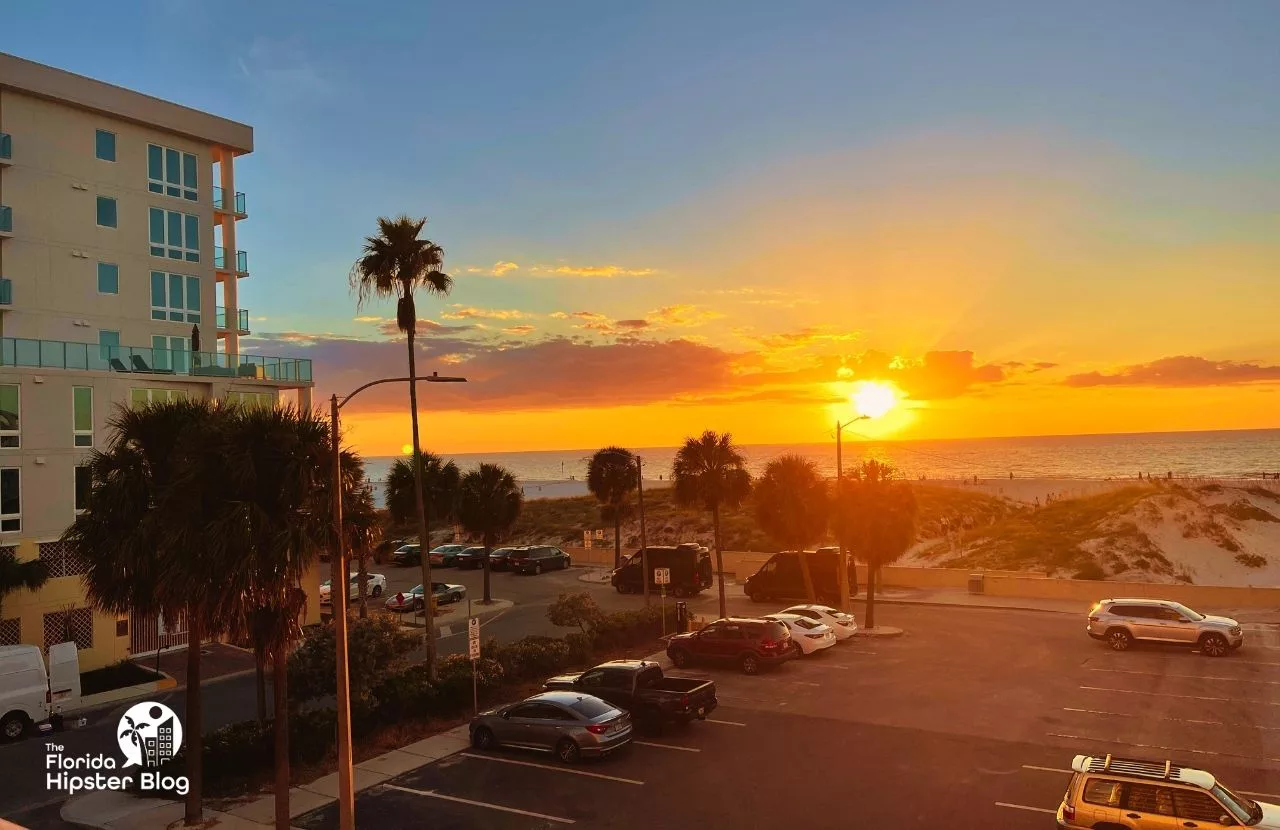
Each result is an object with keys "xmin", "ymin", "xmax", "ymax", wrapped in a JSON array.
[
  {"xmin": 666, "ymin": 617, "xmax": 794, "ymax": 675},
  {"xmin": 510, "ymin": 546, "xmax": 572, "ymax": 575}
]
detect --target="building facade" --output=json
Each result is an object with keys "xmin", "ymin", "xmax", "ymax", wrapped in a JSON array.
[{"xmin": 0, "ymin": 53, "xmax": 317, "ymax": 670}]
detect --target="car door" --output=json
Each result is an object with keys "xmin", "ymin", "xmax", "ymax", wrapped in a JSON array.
[
  {"xmin": 495, "ymin": 703, "xmax": 541, "ymax": 747},
  {"xmin": 716, "ymin": 624, "xmax": 746, "ymax": 659},
  {"xmin": 1118, "ymin": 606, "xmax": 1162, "ymax": 641},
  {"xmin": 692, "ymin": 623, "xmax": 725, "ymax": 662},
  {"xmin": 1141, "ymin": 607, "xmax": 1189, "ymax": 643},
  {"xmin": 1121, "ymin": 782, "xmax": 1182, "ymax": 829},
  {"xmin": 1158, "ymin": 607, "xmax": 1200, "ymax": 644},
  {"xmin": 1079, "ymin": 776, "xmax": 1126, "ymax": 827},
  {"xmin": 586, "ymin": 668, "xmax": 633, "ymax": 710},
  {"xmin": 1173, "ymin": 788, "xmax": 1236, "ymax": 829},
  {"xmin": 519, "ymin": 703, "xmax": 571, "ymax": 751}
]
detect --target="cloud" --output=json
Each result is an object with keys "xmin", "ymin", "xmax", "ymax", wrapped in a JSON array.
[
  {"xmin": 569, "ymin": 311, "xmax": 608, "ymax": 321},
  {"xmin": 741, "ymin": 326, "xmax": 863, "ymax": 351},
  {"xmin": 353, "ymin": 315, "xmax": 386, "ymax": 324},
  {"xmin": 235, "ymin": 37, "xmax": 331, "ymax": 100},
  {"xmin": 549, "ymin": 312, "xmax": 570, "ymax": 320},
  {"xmin": 1064, "ymin": 356, "xmax": 1280, "ymax": 388},
  {"xmin": 372, "ymin": 318, "xmax": 474, "ymax": 338},
  {"xmin": 648, "ymin": 304, "xmax": 723, "ymax": 327},
  {"xmin": 440, "ymin": 305, "xmax": 530, "ymax": 321},
  {"xmin": 527, "ymin": 264, "xmax": 657, "ymax": 278},
  {"xmin": 839, "ymin": 350, "xmax": 1006, "ymax": 399},
  {"xmin": 462, "ymin": 261, "xmax": 520, "ymax": 276},
  {"xmin": 491, "ymin": 261, "xmax": 519, "ymax": 276},
  {"xmin": 502, "ymin": 325, "xmax": 536, "ymax": 335},
  {"xmin": 614, "ymin": 319, "xmax": 650, "ymax": 330}
]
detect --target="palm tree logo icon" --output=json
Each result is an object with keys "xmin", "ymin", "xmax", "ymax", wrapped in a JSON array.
[{"xmin": 117, "ymin": 702, "xmax": 183, "ymax": 767}]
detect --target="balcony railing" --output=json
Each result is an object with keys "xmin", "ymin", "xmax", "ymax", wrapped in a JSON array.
[
  {"xmin": 214, "ymin": 246, "xmax": 248, "ymax": 273},
  {"xmin": 0, "ymin": 338, "xmax": 312, "ymax": 384},
  {"xmin": 0, "ymin": 206, "xmax": 11, "ymax": 234},
  {"xmin": 0, "ymin": 132, "xmax": 11, "ymax": 163},
  {"xmin": 212, "ymin": 187, "xmax": 247, "ymax": 216},
  {"xmin": 216, "ymin": 306, "xmax": 250, "ymax": 334},
  {"xmin": 0, "ymin": 279, "xmax": 11, "ymax": 306}
]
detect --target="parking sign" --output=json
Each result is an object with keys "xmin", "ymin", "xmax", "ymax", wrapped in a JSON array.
[
  {"xmin": 468, "ymin": 616, "xmax": 480, "ymax": 661},
  {"xmin": 654, "ymin": 567, "xmax": 671, "ymax": 586}
]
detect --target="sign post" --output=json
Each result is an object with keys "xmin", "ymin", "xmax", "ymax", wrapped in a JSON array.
[
  {"xmin": 655, "ymin": 567, "xmax": 671, "ymax": 636},
  {"xmin": 468, "ymin": 609, "xmax": 480, "ymax": 715},
  {"xmin": 583, "ymin": 530, "xmax": 592, "ymax": 550}
]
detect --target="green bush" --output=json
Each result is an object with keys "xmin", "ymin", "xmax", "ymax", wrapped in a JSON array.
[
  {"xmin": 485, "ymin": 635, "xmax": 574, "ymax": 679},
  {"xmin": 546, "ymin": 592, "xmax": 603, "ymax": 635},
  {"xmin": 371, "ymin": 663, "xmax": 440, "ymax": 724},
  {"xmin": 435, "ymin": 654, "xmax": 505, "ymax": 714},
  {"xmin": 289, "ymin": 616, "xmax": 417, "ymax": 704},
  {"xmin": 591, "ymin": 606, "xmax": 664, "ymax": 650}
]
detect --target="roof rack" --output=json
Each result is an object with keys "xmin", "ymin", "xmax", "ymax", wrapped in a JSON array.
[{"xmin": 1071, "ymin": 754, "xmax": 1216, "ymax": 790}]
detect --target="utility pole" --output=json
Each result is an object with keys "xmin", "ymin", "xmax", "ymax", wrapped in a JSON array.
[{"xmin": 834, "ymin": 415, "xmax": 868, "ymax": 615}]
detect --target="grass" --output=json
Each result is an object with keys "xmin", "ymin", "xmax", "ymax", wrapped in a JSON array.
[
  {"xmin": 1213, "ymin": 499, "xmax": 1280, "ymax": 523},
  {"xmin": 81, "ymin": 660, "xmax": 163, "ymax": 696}
]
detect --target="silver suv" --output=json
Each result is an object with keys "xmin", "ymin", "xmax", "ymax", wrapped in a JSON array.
[{"xmin": 1087, "ymin": 598, "xmax": 1244, "ymax": 657}]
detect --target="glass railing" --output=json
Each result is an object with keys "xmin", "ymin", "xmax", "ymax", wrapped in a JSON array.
[
  {"xmin": 0, "ymin": 133, "xmax": 11, "ymax": 161},
  {"xmin": 0, "ymin": 279, "xmax": 11, "ymax": 306},
  {"xmin": 212, "ymin": 187, "xmax": 247, "ymax": 215},
  {"xmin": 0, "ymin": 206, "xmax": 11, "ymax": 233},
  {"xmin": 0, "ymin": 338, "xmax": 312, "ymax": 384},
  {"xmin": 214, "ymin": 246, "xmax": 248, "ymax": 273},
  {"xmin": 216, "ymin": 306, "xmax": 250, "ymax": 333}
]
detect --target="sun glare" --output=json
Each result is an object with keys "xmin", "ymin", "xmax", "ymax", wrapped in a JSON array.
[
  {"xmin": 851, "ymin": 381, "xmax": 898, "ymax": 419},
  {"xmin": 400, "ymin": 444, "xmax": 414, "ymax": 455}
]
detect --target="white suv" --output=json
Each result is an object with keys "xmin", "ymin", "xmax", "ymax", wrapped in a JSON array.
[{"xmin": 1086, "ymin": 598, "xmax": 1243, "ymax": 657}]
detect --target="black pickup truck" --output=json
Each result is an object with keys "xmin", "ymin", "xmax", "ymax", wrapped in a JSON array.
[{"xmin": 543, "ymin": 659, "xmax": 717, "ymax": 730}]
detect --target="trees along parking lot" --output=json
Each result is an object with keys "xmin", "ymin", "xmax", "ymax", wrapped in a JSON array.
[
  {"xmin": 587, "ymin": 447, "xmax": 638, "ymax": 570},
  {"xmin": 832, "ymin": 459, "xmax": 918, "ymax": 630},
  {"xmin": 457, "ymin": 463, "xmax": 523, "ymax": 604},
  {"xmin": 754, "ymin": 454, "xmax": 829, "ymax": 603}
]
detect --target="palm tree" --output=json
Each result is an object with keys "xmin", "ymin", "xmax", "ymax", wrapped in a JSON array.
[
  {"xmin": 384, "ymin": 450, "xmax": 461, "ymax": 534},
  {"xmin": 351, "ymin": 215, "xmax": 452, "ymax": 679},
  {"xmin": 671, "ymin": 431, "xmax": 752, "ymax": 618},
  {"xmin": 831, "ymin": 460, "xmax": 917, "ymax": 630},
  {"xmin": 456, "ymin": 464, "xmax": 523, "ymax": 604},
  {"xmin": 0, "ymin": 552, "xmax": 47, "ymax": 622},
  {"xmin": 754, "ymin": 455, "xmax": 829, "ymax": 602},
  {"xmin": 587, "ymin": 447, "xmax": 637, "ymax": 570},
  {"xmin": 62, "ymin": 399, "xmax": 229, "ymax": 826}
]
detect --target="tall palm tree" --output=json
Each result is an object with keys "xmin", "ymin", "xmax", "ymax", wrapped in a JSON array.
[
  {"xmin": 587, "ymin": 447, "xmax": 637, "ymax": 570},
  {"xmin": 0, "ymin": 552, "xmax": 47, "ymax": 623},
  {"xmin": 671, "ymin": 431, "xmax": 752, "ymax": 618},
  {"xmin": 62, "ymin": 399, "xmax": 228, "ymax": 826},
  {"xmin": 456, "ymin": 464, "xmax": 523, "ymax": 604},
  {"xmin": 384, "ymin": 450, "xmax": 460, "ymax": 533},
  {"xmin": 831, "ymin": 460, "xmax": 917, "ymax": 630},
  {"xmin": 754, "ymin": 455, "xmax": 829, "ymax": 602},
  {"xmin": 351, "ymin": 215, "xmax": 452, "ymax": 679}
]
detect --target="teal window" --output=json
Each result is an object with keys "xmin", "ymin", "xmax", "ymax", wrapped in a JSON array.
[
  {"xmin": 99, "ymin": 330, "xmax": 120, "ymax": 363},
  {"xmin": 182, "ymin": 154, "xmax": 197, "ymax": 201},
  {"xmin": 148, "ymin": 208, "xmax": 198, "ymax": 261},
  {"xmin": 0, "ymin": 385, "xmax": 18, "ymax": 448},
  {"xmin": 147, "ymin": 145, "xmax": 163, "ymax": 192},
  {"xmin": 148, "ymin": 144, "xmax": 197, "ymax": 200},
  {"xmin": 73, "ymin": 387, "xmax": 93, "ymax": 448},
  {"xmin": 97, "ymin": 262, "xmax": 119, "ymax": 294},
  {"xmin": 151, "ymin": 335, "xmax": 189, "ymax": 374},
  {"xmin": 0, "ymin": 468, "xmax": 19, "ymax": 532},
  {"xmin": 95, "ymin": 130, "xmax": 116, "ymax": 162},
  {"xmin": 96, "ymin": 196, "xmax": 117, "ymax": 228},
  {"xmin": 151, "ymin": 271, "xmax": 200, "ymax": 323},
  {"xmin": 183, "ymin": 215, "xmax": 199, "ymax": 261},
  {"xmin": 75, "ymin": 466, "xmax": 91, "ymax": 512}
]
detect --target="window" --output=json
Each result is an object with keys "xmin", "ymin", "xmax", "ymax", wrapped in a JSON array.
[
  {"xmin": 148, "ymin": 208, "xmax": 199, "ymax": 262},
  {"xmin": 0, "ymin": 385, "xmax": 17, "ymax": 448},
  {"xmin": 1126, "ymin": 783, "xmax": 1176, "ymax": 816},
  {"xmin": 1174, "ymin": 790, "xmax": 1228, "ymax": 822},
  {"xmin": 74, "ymin": 466, "xmax": 92, "ymax": 513},
  {"xmin": 43, "ymin": 608, "xmax": 94, "ymax": 650},
  {"xmin": 150, "ymin": 272, "xmax": 201, "ymax": 322},
  {"xmin": 151, "ymin": 335, "xmax": 190, "ymax": 373},
  {"xmin": 578, "ymin": 669, "xmax": 604, "ymax": 687},
  {"xmin": 506, "ymin": 703, "xmax": 542, "ymax": 719},
  {"xmin": 147, "ymin": 144, "xmax": 198, "ymax": 200},
  {"xmin": 99, "ymin": 330, "xmax": 121, "ymax": 363},
  {"xmin": 1083, "ymin": 778, "xmax": 1124, "ymax": 808},
  {"xmin": 96, "ymin": 262, "xmax": 119, "ymax": 295},
  {"xmin": 0, "ymin": 468, "xmax": 19, "ymax": 532},
  {"xmin": 225, "ymin": 391, "xmax": 274, "ymax": 408},
  {"xmin": 96, "ymin": 196, "xmax": 117, "ymax": 228},
  {"xmin": 73, "ymin": 387, "xmax": 93, "ymax": 447},
  {"xmin": 568, "ymin": 697, "xmax": 614, "ymax": 719},
  {"xmin": 130, "ymin": 388, "xmax": 187, "ymax": 407},
  {"xmin": 39, "ymin": 540, "xmax": 86, "ymax": 578},
  {"xmin": 95, "ymin": 130, "xmax": 116, "ymax": 162}
]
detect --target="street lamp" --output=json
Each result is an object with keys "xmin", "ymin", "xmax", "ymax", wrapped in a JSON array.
[
  {"xmin": 592, "ymin": 449, "xmax": 649, "ymax": 607},
  {"xmin": 329, "ymin": 371, "xmax": 466, "ymax": 830},
  {"xmin": 834, "ymin": 414, "xmax": 869, "ymax": 615}
]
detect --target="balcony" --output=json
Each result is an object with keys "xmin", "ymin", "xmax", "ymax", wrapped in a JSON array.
[
  {"xmin": 212, "ymin": 186, "xmax": 247, "ymax": 217},
  {"xmin": 0, "ymin": 132, "xmax": 11, "ymax": 167},
  {"xmin": 0, "ymin": 338, "xmax": 312, "ymax": 384},
  {"xmin": 0, "ymin": 206, "xmax": 11, "ymax": 238},
  {"xmin": 216, "ymin": 306, "xmax": 250, "ymax": 334},
  {"xmin": 214, "ymin": 246, "xmax": 248, "ymax": 275},
  {"xmin": 0, "ymin": 279, "xmax": 11, "ymax": 306}
]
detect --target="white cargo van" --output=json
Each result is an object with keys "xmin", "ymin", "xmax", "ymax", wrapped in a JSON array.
[{"xmin": 0, "ymin": 642, "xmax": 81, "ymax": 740}]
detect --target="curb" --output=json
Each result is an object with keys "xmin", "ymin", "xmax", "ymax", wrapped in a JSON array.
[
  {"xmin": 861, "ymin": 597, "xmax": 1080, "ymax": 616},
  {"xmin": 855, "ymin": 626, "xmax": 904, "ymax": 638},
  {"xmin": 78, "ymin": 674, "xmax": 177, "ymax": 710}
]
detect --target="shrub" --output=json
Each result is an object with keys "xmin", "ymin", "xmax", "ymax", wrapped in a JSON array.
[
  {"xmin": 371, "ymin": 663, "xmax": 439, "ymax": 724},
  {"xmin": 486, "ymin": 635, "xmax": 574, "ymax": 680},
  {"xmin": 1236, "ymin": 552, "xmax": 1267, "ymax": 568},
  {"xmin": 590, "ymin": 606, "xmax": 664, "ymax": 650},
  {"xmin": 289, "ymin": 615, "xmax": 417, "ymax": 704},
  {"xmin": 434, "ymin": 654, "xmax": 505, "ymax": 714},
  {"xmin": 1072, "ymin": 561, "xmax": 1107, "ymax": 581},
  {"xmin": 547, "ymin": 592, "xmax": 603, "ymax": 635}
]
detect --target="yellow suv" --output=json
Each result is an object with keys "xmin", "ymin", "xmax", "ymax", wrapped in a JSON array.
[{"xmin": 1056, "ymin": 754, "xmax": 1276, "ymax": 828}]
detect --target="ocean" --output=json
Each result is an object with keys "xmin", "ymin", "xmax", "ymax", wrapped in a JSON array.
[{"xmin": 361, "ymin": 428, "xmax": 1280, "ymax": 496}]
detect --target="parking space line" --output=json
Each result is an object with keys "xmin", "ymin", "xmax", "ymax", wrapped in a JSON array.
[
  {"xmin": 1046, "ymin": 733, "xmax": 1280, "ymax": 764},
  {"xmin": 383, "ymin": 783, "xmax": 575, "ymax": 824},
  {"xmin": 1022, "ymin": 765, "xmax": 1071, "ymax": 775},
  {"xmin": 1064, "ymin": 706, "xmax": 1280, "ymax": 731},
  {"xmin": 1079, "ymin": 685, "xmax": 1280, "ymax": 707},
  {"xmin": 706, "ymin": 718, "xmax": 747, "ymax": 726},
  {"xmin": 1090, "ymin": 667, "xmax": 1280, "ymax": 685},
  {"xmin": 995, "ymin": 802, "xmax": 1056, "ymax": 815},
  {"xmin": 459, "ymin": 752, "xmax": 644, "ymax": 784},
  {"xmin": 787, "ymin": 680, "xmax": 822, "ymax": 687},
  {"xmin": 633, "ymin": 740, "xmax": 700, "ymax": 753},
  {"xmin": 804, "ymin": 662, "xmax": 848, "ymax": 669}
]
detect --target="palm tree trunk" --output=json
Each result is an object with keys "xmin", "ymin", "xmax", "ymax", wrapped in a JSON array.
[
  {"xmin": 406, "ymin": 325, "xmax": 438, "ymax": 682},
  {"xmin": 272, "ymin": 642, "xmax": 290, "ymax": 830},
  {"xmin": 799, "ymin": 551, "xmax": 816, "ymax": 602},
  {"xmin": 357, "ymin": 551, "xmax": 368, "ymax": 620},
  {"xmin": 255, "ymin": 647, "xmax": 267, "ymax": 725},
  {"xmin": 183, "ymin": 611, "xmax": 203, "ymax": 826},
  {"xmin": 613, "ymin": 508, "xmax": 621, "ymax": 570},
  {"xmin": 865, "ymin": 560, "xmax": 877, "ymax": 631},
  {"xmin": 712, "ymin": 505, "xmax": 726, "ymax": 618}
]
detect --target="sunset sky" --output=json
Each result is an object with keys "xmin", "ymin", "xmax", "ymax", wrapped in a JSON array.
[{"xmin": 9, "ymin": 1, "xmax": 1280, "ymax": 454}]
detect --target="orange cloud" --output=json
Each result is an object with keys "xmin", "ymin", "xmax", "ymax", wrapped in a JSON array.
[
  {"xmin": 648, "ymin": 304, "xmax": 722, "ymax": 327},
  {"xmin": 841, "ymin": 350, "xmax": 1005, "ymax": 399},
  {"xmin": 1065, "ymin": 356, "xmax": 1280, "ymax": 388},
  {"xmin": 502, "ymin": 325, "xmax": 536, "ymax": 335},
  {"xmin": 440, "ymin": 305, "xmax": 530, "ymax": 321},
  {"xmin": 528, "ymin": 264, "xmax": 656, "ymax": 278}
]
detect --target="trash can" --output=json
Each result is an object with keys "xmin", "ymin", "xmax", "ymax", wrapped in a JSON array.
[
  {"xmin": 675, "ymin": 601, "xmax": 689, "ymax": 633},
  {"xmin": 968, "ymin": 573, "xmax": 984, "ymax": 595}
]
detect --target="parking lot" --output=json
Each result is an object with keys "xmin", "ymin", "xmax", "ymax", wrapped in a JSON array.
[{"xmin": 293, "ymin": 603, "xmax": 1280, "ymax": 829}]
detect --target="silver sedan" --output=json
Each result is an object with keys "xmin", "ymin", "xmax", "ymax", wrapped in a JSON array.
[{"xmin": 469, "ymin": 691, "xmax": 633, "ymax": 763}]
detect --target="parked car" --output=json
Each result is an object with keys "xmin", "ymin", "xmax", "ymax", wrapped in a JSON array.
[
  {"xmin": 543, "ymin": 659, "xmax": 717, "ymax": 730},
  {"xmin": 781, "ymin": 604, "xmax": 859, "ymax": 641},
  {"xmin": 1, "ymin": 643, "xmax": 81, "ymax": 741},
  {"xmin": 510, "ymin": 546, "xmax": 572, "ymax": 574},
  {"xmin": 487, "ymin": 547, "xmax": 520, "ymax": 571},
  {"xmin": 611, "ymin": 543, "xmax": 713, "ymax": 597},
  {"xmin": 384, "ymin": 582, "xmax": 467, "ymax": 612},
  {"xmin": 428, "ymin": 544, "xmax": 468, "ymax": 567},
  {"xmin": 319, "ymin": 573, "xmax": 386, "ymax": 605},
  {"xmin": 1056, "ymin": 753, "xmax": 1273, "ymax": 829},
  {"xmin": 390, "ymin": 544, "xmax": 421, "ymax": 566},
  {"xmin": 666, "ymin": 617, "xmax": 794, "ymax": 675},
  {"xmin": 744, "ymin": 548, "xmax": 858, "ymax": 604},
  {"xmin": 763, "ymin": 613, "xmax": 837, "ymax": 656},
  {"xmin": 1086, "ymin": 598, "xmax": 1244, "ymax": 656},
  {"xmin": 469, "ymin": 691, "xmax": 633, "ymax": 763},
  {"xmin": 454, "ymin": 546, "xmax": 491, "ymax": 570}
]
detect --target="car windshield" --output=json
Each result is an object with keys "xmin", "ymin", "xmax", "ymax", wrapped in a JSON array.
[
  {"xmin": 409, "ymin": 584, "xmax": 423, "ymax": 594},
  {"xmin": 1211, "ymin": 783, "xmax": 1260, "ymax": 824},
  {"xmin": 568, "ymin": 697, "xmax": 616, "ymax": 719},
  {"xmin": 1171, "ymin": 602, "xmax": 1205, "ymax": 621}
]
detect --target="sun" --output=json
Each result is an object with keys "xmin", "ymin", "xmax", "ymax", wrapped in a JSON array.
[
  {"xmin": 400, "ymin": 444, "xmax": 414, "ymax": 455},
  {"xmin": 851, "ymin": 381, "xmax": 898, "ymax": 419}
]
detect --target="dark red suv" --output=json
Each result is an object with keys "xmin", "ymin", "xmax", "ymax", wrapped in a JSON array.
[{"xmin": 665, "ymin": 617, "xmax": 794, "ymax": 675}]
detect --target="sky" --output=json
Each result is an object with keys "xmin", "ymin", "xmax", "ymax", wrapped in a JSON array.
[{"xmin": 6, "ymin": 1, "xmax": 1280, "ymax": 454}]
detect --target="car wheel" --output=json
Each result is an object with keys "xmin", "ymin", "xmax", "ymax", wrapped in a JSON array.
[
  {"xmin": 1200, "ymin": 633, "xmax": 1229, "ymax": 657},
  {"xmin": 372, "ymin": 585, "xmax": 383, "ymax": 597},
  {"xmin": 534, "ymin": 563, "xmax": 542, "ymax": 575},
  {"xmin": 472, "ymin": 726, "xmax": 496, "ymax": 750},
  {"xmin": 747, "ymin": 587, "xmax": 765, "ymax": 603},
  {"xmin": 740, "ymin": 653, "xmax": 760, "ymax": 675},
  {"xmin": 561, "ymin": 557, "xmax": 570, "ymax": 569},
  {"xmin": 556, "ymin": 738, "xmax": 581, "ymax": 764},
  {"xmin": 669, "ymin": 648, "xmax": 690, "ymax": 669},
  {"xmin": 792, "ymin": 642, "xmax": 805, "ymax": 658},
  {"xmin": 450, "ymin": 592, "xmax": 462, "ymax": 604},
  {"xmin": 1106, "ymin": 629, "xmax": 1132, "ymax": 651},
  {"xmin": 1, "ymin": 711, "xmax": 29, "ymax": 741}
]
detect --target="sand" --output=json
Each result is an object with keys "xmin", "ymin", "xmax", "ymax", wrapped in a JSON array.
[{"xmin": 519, "ymin": 479, "xmax": 671, "ymax": 500}]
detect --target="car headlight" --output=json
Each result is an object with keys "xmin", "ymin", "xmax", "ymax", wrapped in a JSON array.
[{"xmin": 1230, "ymin": 626, "xmax": 1242, "ymax": 636}]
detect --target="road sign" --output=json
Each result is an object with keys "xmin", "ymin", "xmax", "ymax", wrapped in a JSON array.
[
  {"xmin": 594, "ymin": 529, "xmax": 605, "ymax": 540},
  {"xmin": 654, "ymin": 567, "xmax": 671, "ymax": 586},
  {"xmin": 468, "ymin": 616, "xmax": 480, "ymax": 661}
]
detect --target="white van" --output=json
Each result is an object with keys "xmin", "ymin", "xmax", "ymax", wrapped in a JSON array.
[{"xmin": 0, "ymin": 642, "xmax": 81, "ymax": 740}]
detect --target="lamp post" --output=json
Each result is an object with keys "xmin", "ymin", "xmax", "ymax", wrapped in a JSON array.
[
  {"xmin": 329, "ymin": 372, "xmax": 465, "ymax": 830},
  {"xmin": 594, "ymin": 449, "xmax": 649, "ymax": 606},
  {"xmin": 835, "ymin": 415, "xmax": 869, "ymax": 615}
]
